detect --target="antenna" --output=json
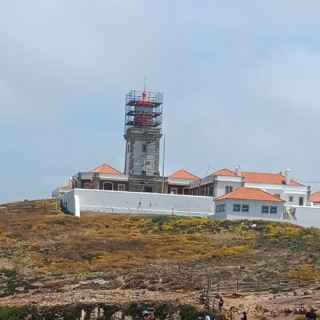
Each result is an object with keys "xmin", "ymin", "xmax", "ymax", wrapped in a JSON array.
[
  {"xmin": 206, "ymin": 164, "xmax": 210, "ymax": 176},
  {"xmin": 143, "ymin": 76, "xmax": 147, "ymax": 92}
]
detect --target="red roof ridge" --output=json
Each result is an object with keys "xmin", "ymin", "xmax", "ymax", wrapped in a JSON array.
[
  {"xmin": 241, "ymin": 171, "xmax": 304, "ymax": 186},
  {"xmin": 212, "ymin": 168, "xmax": 238, "ymax": 177},
  {"xmin": 91, "ymin": 163, "xmax": 122, "ymax": 175},
  {"xmin": 215, "ymin": 187, "xmax": 284, "ymax": 203},
  {"xmin": 289, "ymin": 179, "xmax": 304, "ymax": 187},
  {"xmin": 169, "ymin": 169, "xmax": 199, "ymax": 180},
  {"xmin": 241, "ymin": 170, "xmax": 282, "ymax": 175}
]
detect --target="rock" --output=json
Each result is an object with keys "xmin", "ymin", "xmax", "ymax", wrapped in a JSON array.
[{"xmin": 111, "ymin": 310, "xmax": 123, "ymax": 320}]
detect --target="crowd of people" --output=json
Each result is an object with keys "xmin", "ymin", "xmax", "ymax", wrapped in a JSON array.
[{"xmin": 141, "ymin": 300, "xmax": 317, "ymax": 320}]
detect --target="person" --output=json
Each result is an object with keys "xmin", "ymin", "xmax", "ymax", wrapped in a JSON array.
[
  {"xmin": 218, "ymin": 296, "xmax": 224, "ymax": 311},
  {"xmin": 143, "ymin": 310, "xmax": 155, "ymax": 320},
  {"xmin": 305, "ymin": 308, "xmax": 317, "ymax": 320},
  {"xmin": 241, "ymin": 311, "xmax": 247, "ymax": 320}
]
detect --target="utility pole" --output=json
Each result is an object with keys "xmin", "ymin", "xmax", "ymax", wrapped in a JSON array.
[{"xmin": 161, "ymin": 134, "xmax": 166, "ymax": 193}]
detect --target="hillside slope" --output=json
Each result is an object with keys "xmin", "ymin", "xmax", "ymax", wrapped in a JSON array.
[{"xmin": 1, "ymin": 209, "xmax": 320, "ymax": 316}]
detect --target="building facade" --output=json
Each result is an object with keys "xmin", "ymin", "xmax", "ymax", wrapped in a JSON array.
[
  {"xmin": 72, "ymin": 164, "xmax": 129, "ymax": 191},
  {"xmin": 53, "ymin": 88, "xmax": 315, "ymax": 211},
  {"xmin": 167, "ymin": 170, "xmax": 199, "ymax": 195},
  {"xmin": 214, "ymin": 187, "xmax": 284, "ymax": 220},
  {"xmin": 190, "ymin": 168, "xmax": 310, "ymax": 207}
]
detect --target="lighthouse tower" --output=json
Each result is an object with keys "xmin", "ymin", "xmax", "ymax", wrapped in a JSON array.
[{"xmin": 124, "ymin": 89, "xmax": 164, "ymax": 192}]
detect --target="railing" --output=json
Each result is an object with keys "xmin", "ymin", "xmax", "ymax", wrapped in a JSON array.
[{"xmin": 200, "ymin": 278, "xmax": 319, "ymax": 310}]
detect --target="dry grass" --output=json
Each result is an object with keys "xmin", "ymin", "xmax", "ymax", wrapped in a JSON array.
[{"xmin": 1, "ymin": 211, "xmax": 320, "ymax": 295}]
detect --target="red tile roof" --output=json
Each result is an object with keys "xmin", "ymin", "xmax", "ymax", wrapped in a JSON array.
[
  {"xmin": 242, "ymin": 171, "xmax": 304, "ymax": 186},
  {"xmin": 91, "ymin": 164, "xmax": 121, "ymax": 175},
  {"xmin": 215, "ymin": 187, "xmax": 284, "ymax": 203},
  {"xmin": 289, "ymin": 179, "xmax": 304, "ymax": 187},
  {"xmin": 242, "ymin": 172, "xmax": 285, "ymax": 185},
  {"xmin": 169, "ymin": 169, "xmax": 199, "ymax": 181},
  {"xmin": 212, "ymin": 168, "xmax": 304, "ymax": 186},
  {"xmin": 310, "ymin": 192, "xmax": 320, "ymax": 204},
  {"xmin": 213, "ymin": 169, "xmax": 238, "ymax": 177}
]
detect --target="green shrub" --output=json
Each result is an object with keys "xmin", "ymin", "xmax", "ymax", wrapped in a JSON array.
[
  {"xmin": 0, "ymin": 269, "xmax": 18, "ymax": 295},
  {"xmin": 180, "ymin": 305, "xmax": 198, "ymax": 320},
  {"xmin": 0, "ymin": 307, "xmax": 28, "ymax": 320}
]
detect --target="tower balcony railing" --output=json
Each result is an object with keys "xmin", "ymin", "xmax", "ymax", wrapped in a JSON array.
[{"xmin": 126, "ymin": 90, "xmax": 163, "ymax": 107}]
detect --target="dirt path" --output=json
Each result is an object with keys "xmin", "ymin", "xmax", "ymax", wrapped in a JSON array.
[
  {"xmin": 221, "ymin": 289, "xmax": 320, "ymax": 319},
  {"xmin": 1, "ymin": 287, "xmax": 320, "ymax": 319}
]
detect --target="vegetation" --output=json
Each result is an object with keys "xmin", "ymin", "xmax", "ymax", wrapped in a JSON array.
[
  {"xmin": 1, "ymin": 210, "xmax": 320, "ymax": 297},
  {"xmin": 180, "ymin": 305, "xmax": 198, "ymax": 320},
  {"xmin": 0, "ymin": 307, "xmax": 28, "ymax": 320}
]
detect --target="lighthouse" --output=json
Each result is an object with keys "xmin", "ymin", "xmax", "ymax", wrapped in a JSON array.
[{"xmin": 124, "ymin": 89, "xmax": 164, "ymax": 192}]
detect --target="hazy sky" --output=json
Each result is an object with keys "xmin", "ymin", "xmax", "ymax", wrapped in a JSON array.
[{"xmin": 1, "ymin": 1, "xmax": 320, "ymax": 202}]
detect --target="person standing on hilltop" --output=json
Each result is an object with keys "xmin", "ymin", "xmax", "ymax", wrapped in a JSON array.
[
  {"xmin": 305, "ymin": 308, "xmax": 317, "ymax": 320},
  {"xmin": 240, "ymin": 311, "xmax": 247, "ymax": 320},
  {"xmin": 218, "ymin": 296, "xmax": 224, "ymax": 312}
]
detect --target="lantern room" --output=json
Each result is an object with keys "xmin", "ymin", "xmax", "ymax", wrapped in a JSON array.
[{"xmin": 125, "ymin": 90, "xmax": 163, "ymax": 130}]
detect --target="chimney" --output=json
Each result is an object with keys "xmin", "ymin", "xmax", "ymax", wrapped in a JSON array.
[{"xmin": 283, "ymin": 168, "xmax": 291, "ymax": 185}]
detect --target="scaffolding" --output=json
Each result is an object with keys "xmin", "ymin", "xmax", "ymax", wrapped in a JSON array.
[{"xmin": 125, "ymin": 90, "xmax": 163, "ymax": 130}]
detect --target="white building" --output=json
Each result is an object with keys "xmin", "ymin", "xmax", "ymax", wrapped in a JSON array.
[
  {"xmin": 214, "ymin": 187, "xmax": 284, "ymax": 221},
  {"xmin": 191, "ymin": 168, "xmax": 310, "ymax": 207}
]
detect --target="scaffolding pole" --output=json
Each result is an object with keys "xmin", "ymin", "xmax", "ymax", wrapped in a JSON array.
[{"xmin": 161, "ymin": 134, "xmax": 166, "ymax": 193}]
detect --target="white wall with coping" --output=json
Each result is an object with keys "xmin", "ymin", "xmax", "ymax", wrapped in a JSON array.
[
  {"xmin": 288, "ymin": 206, "xmax": 320, "ymax": 228},
  {"xmin": 62, "ymin": 190, "xmax": 76, "ymax": 215},
  {"xmin": 63, "ymin": 188, "xmax": 214, "ymax": 217},
  {"xmin": 62, "ymin": 189, "xmax": 320, "ymax": 228}
]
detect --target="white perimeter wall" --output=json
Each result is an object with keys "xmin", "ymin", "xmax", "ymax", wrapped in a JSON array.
[
  {"xmin": 290, "ymin": 206, "xmax": 320, "ymax": 228},
  {"xmin": 63, "ymin": 188, "xmax": 214, "ymax": 217}
]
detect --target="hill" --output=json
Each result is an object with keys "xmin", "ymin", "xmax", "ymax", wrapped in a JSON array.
[{"xmin": 1, "ymin": 203, "xmax": 320, "ymax": 318}]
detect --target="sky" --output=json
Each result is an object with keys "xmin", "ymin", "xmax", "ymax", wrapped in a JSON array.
[{"xmin": 1, "ymin": 1, "xmax": 320, "ymax": 203}]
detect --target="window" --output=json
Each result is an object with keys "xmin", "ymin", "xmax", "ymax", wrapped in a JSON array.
[
  {"xmin": 270, "ymin": 206, "xmax": 278, "ymax": 214},
  {"xmin": 170, "ymin": 188, "xmax": 178, "ymax": 194},
  {"xmin": 144, "ymin": 186, "xmax": 153, "ymax": 193},
  {"xmin": 103, "ymin": 182, "xmax": 113, "ymax": 190},
  {"xmin": 289, "ymin": 196, "xmax": 294, "ymax": 202},
  {"xmin": 82, "ymin": 181, "xmax": 93, "ymax": 189},
  {"xmin": 118, "ymin": 184, "xmax": 126, "ymax": 191},
  {"xmin": 242, "ymin": 204, "xmax": 249, "ymax": 212},
  {"xmin": 142, "ymin": 144, "xmax": 147, "ymax": 152},
  {"xmin": 233, "ymin": 204, "xmax": 241, "ymax": 212},
  {"xmin": 299, "ymin": 197, "xmax": 304, "ymax": 206},
  {"xmin": 209, "ymin": 185, "xmax": 214, "ymax": 196},
  {"xmin": 225, "ymin": 186, "xmax": 233, "ymax": 194},
  {"xmin": 216, "ymin": 204, "xmax": 225, "ymax": 213},
  {"xmin": 262, "ymin": 206, "xmax": 269, "ymax": 214}
]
